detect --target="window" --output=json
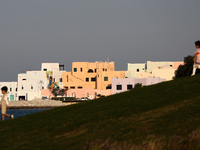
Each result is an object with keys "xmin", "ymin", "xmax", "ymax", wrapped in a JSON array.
[
  {"xmin": 42, "ymin": 87, "xmax": 44, "ymax": 89},
  {"xmin": 70, "ymin": 86, "xmax": 75, "ymax": 89},
  {"xmin": 31, "ymin": 86, "xmax": 33, "ymax": 89},
  {"xmin": 78, "ymin": 86, "xmax": 83, "ymax": 89},
  {"xmin": 88, "ymin": 69, "xmax": 93, "ymax": 73},
  {"xmin": 127, "ymin": 85, "xmax": 133, "ymax": 90},
  {"xmin": 91, "ymin": 77, "xmax": 96, "ymax": 82},
  {"xmin": 80, "ymin": 68, "xmax": 83, "ymax": 72},
  {"xmin": 105, "ymin": 69, "xmax": 107, "ymax": 71},
  {"xmin": 10, "ymin": 88, "xmax": 12, "ymax": 92},
  {"xmin": 95, "ymin": 69, "xmax": 97, "ymax": 73},
  {"xmin": 103, "ymin": 68, "xmax": 105, "ymax": 71},
  {"xmin": 43, "ymin": 69, "xmax": 47, "ymax": 71},
  {"xmin": 16, "ymin": 88, "xmax": 18, "ymax": 92},
  {"xmin": 22, "ymin": 86, "xmax": 24, "ymax": 90},
  {"xmin": 74, "ymin": 68, "xmax": 77, "ymax": 72},
  {"xmin": 22, "ymin": 78, "xmax": 26, "ymax": 81},
  {"xmin": 104, "ymin": 77, "xmax": 108, "ymax": 81},
  {"xmin": 137, "ymin": 69, "xmax": 139, "ymax": 72},
  {"xmin": 116, "ymin": 85, "xmax": 122, "ymax": 90},
  {"xmin": 86, "ymin": 78, "xmax": 89, "ymax": 82},
  {"xmin": 60, "ymin": 78, "xmax": 62, "ymax": 82},
  {"xmin": 106, "ymin": 85, "xmax": 112, "ymax": 89},
  {"xmin": 54, "ymin": 78, "xmax": 55, "ymax": 82}
]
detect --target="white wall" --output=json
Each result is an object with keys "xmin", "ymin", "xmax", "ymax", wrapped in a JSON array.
[
  {"xmin": 125, "ymin": 63, "xmax": 146, "ymax": 78},
  {"xmin": 152, "ymin": 69, "xmax": 175, "ymax": 81},
  {"xmin": 112, "ymin": 77, "xmax": 165, "ymax": 94},
  {"xmin": 146, "ymin": 61, "xmax": 173, "ymax": 72},
  {"xmin": 0, "ymin": 82, "xmax": 18, "ymax": 101}
]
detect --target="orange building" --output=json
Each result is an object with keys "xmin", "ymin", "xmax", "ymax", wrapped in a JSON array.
[{"xmin": 62, "ymin": 61, "xmax": 125, "ymax": 90}]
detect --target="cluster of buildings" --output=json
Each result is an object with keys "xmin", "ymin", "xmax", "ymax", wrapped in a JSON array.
[{"xmin": 0, "ymin": 60, "xmax": 183, "ymax": 101}]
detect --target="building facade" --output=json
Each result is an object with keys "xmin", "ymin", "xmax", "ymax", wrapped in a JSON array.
[
  {"xmin": 126, "ymin": 61, "xmax": 183, "ymax": 81},
  {"xmin": 62, "ymin": 61, "xmax": 125, "ymax": 90},
  {"xmin": 112, "ymin": 77, "xmax": 166, "ymax": 94}
]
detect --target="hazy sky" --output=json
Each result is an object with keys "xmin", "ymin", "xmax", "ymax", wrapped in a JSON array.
[{"xmin": 0, "ymin": 0, "xmax": 200, "ymax": 81}]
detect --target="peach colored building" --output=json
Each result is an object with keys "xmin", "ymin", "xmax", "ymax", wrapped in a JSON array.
[{"xmin": 62, "ymin": 61, "xmax": 125, "ymax": 90}]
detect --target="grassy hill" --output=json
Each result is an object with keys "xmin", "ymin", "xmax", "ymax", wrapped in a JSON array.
[{"xmin": 1, "ymin": 75, "xmax": 200, "ymax": 149}]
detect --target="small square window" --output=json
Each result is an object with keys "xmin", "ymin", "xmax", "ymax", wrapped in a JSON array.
[
  {"xmin": 74, "ymin": 68, "xmax": 77, "ymax": 72},
  {"xmin": 127, "ymin": 85, "xmax": 133, "ymax": 90},
  {"xmin": 117, "ymin": 85, "xmax": 122, "ymax": 90},
  {"xmin": 91, "ymin": 77, "xmax": 96, "ymax": 82},
  {"xmin": 104, "ymin": 77, "xmax": 108, "ymax": 81},
  {"xmin": 86, "ymin": 78, "xmax": 89, "ymax": 82}
]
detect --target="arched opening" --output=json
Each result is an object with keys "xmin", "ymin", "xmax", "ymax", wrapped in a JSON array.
[
  {"xmin": 22, "ymin": 78, "xmax": 26, "ymax": 81},
  {"xmin": 88, "ymin": 69, "xmax": 94, "ymax": 73}
]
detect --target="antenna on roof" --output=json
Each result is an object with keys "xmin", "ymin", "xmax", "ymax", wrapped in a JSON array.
[{"xmin": 107, "ymin": 57, "xmax": 109, "ymax": 62}]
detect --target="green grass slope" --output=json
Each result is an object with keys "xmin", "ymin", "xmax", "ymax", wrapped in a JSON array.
[{"xmin": 1, "ymin": 75, "xmax": 200, "ymax": 150}]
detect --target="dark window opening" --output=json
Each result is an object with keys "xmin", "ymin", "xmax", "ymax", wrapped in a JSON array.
[
  {"xmin": 22, "ymin": 86, "xmax": 24, "ymax": 90},
  {"xmin": 42, "ymin": 87, "xmax": 44, "ymax": 89},
  {"xmin": 54, "ymin": 78, "xmax": 55, "ymax": 82},
  {"xmin": 60, "ymin": 78, "xmax": 62, "ymax": 82},
  {"xmin": 22, "ymin": 78, "xmax": 26, "ymax": 81},
  {"xmin": 31, "ymin": 86, "xmax": 33, "ymax": 89},
  {"xmin": 95, "ymin": 69, "xmax": 97, "ymax": 73},
  {"xmin": 10, "ymin": 88, "xmax": 12, "ymax": 91},
  {"xmin": 74, "ymin": 68, "xmax": 77, "ymax": 72},
  {"xmin": 170, "ymin": 65, "xmax": 173, "ymax": 67},
  {"xmin": 80, "ymin": 68, "xmax": 83, "ymax": 72},
  {"xmin": 78, "ymin": 86, "xmax": 83, "ymax": 89},
  {"xmin": 43, "ymin": 69, "xmax": 47, "ymax": 71},
  {"xmin": 70, "ymin": 86, "xmax": 75, "ymax": 89},
  {"xmin": 64, "ymin": 86, "xmax": 68, "ymax": 89},
  {"xmin": 88, "ymin": 69, "xmax": 94, "ymax": 73},
  {"xmin": 104, "ymin": 77, "xmax": 108, "ymax": 81},
  {"xmin": 103, "ymin": 68, "xmax": 105, "ymax": 71},
  {"xmin": 19, "ymin": 96, "xmax": 25, "ymax": 101},
  {"xmin": 91, "ymin": 77, "xmax": 96, "ymax": 82},
  {"xmin": 116, "ymin": 85, "xmax": 122, "ymax": 90},
  {"xmin": 127, "ymin": 84, "xmax": 133, "ymax": 90},
  {"xmin": 105, "ymin": 69, "xmax": 107, "ymax": 71},
  {"xmin": 86, "ymin": 78, "xmax": 89, "ymax": 82},
  {"xmin": 106, "ymin": 85, "xmax": 112, "ymax": 89},
  {"xmin": 16, "ymin": 88, "xmax": 18, "ymax": 92},
  {"xmin": 137, "ymin": 69, "xmax": 139, "ymax": 72}
]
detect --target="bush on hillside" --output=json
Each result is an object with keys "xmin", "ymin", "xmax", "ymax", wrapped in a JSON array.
[
  {"xmin": 134, "ymin": 83, "xmax": 142, "ymax": 88},
  {"xmin": 175, "ymin": 55, "xmax": 195, "ymax": 78}
]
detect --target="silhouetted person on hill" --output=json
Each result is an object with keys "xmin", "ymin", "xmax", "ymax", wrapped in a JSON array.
[{"xmin": 191, "ymin": 41, "xmax": 200, "ymax": 76}]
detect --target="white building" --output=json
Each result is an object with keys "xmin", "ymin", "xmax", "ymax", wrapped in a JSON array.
[
  {"xmin": 112, "ymin": 77, "xmax": 166, "ymax": 94},
  {"xmin": 0, "ymin": 82, "xmax": 18, "ymax": 101},
  {"xmin": 0, "ymin": 63, "xmax": 66, "ymax": 101},
  {"xmin": 125, "ymin": 63, "xmax": 146, "ymax": 78},
  {"xmin": 126, "ymin": 61, "xmax": 183, "ymax": 81}
]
